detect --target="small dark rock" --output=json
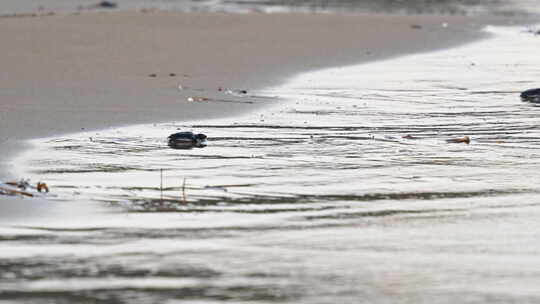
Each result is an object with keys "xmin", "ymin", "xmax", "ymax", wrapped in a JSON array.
[
  {"xmin": 520, "ymin": 88, "xmax": 540, "ymax": 102},
  {"xmin": 169, "ymin": 73, "xmax": 176, "ymax": 77},
  {"xmin": 148, "ymin": 73, "xmax": 157, "ymax": 78},
  {"xmin": 411, "ymin": 24, "xmax": 422, "ymax": 30},
  {"xmin": 168, "ymin": 132, "xmax": 207, "ymax": 149}
]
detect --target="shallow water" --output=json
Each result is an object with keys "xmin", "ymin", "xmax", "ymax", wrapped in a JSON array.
[{"xmin": 4, "ymin": 26, "xmax": 540, "ymax": 303}]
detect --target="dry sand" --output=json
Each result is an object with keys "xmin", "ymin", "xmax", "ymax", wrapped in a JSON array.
[{"xmin": 0, "ymin": 10, "xmax": 525, "ymax": 208}]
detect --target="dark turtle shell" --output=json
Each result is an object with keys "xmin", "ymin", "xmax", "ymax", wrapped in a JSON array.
[
  {"xmin": 520, "ymin": 88, "xmax": 540, "ymax": 102},
  {"xmin": 168, "ymin": 132, "xmax": 207, "ymax": 149}
]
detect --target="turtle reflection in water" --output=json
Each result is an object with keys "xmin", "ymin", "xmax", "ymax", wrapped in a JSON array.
[
  {"xmin": 167, "ymin": 132, "xmax": 207, "ymax": 149},
  {"xmin": 520, "ymin": 88, "xmax": 540, "ymax": 102}
]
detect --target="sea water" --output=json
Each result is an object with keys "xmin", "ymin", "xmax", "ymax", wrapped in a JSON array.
[{"xmin": 3, "ymin": 25, "xmax": 540, "ymax": 303}]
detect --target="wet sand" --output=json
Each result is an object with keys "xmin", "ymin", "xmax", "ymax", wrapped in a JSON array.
[{"xmin": 0, "ymin": 11, "xmax": 525, "ymax": 210}]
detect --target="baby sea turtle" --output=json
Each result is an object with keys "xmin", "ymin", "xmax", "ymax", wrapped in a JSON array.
[
  {"xmin": 168, "ymin": 132, "xmax": 207, "ymax": 149},
  {"xmin": 520, "ymin": 88, "xmax": 540, "ymax": 102}
]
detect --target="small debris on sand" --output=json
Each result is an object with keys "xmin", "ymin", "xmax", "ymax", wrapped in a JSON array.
[
  {"xmin": 97, "ymin": 1, "xmax": 117, "ymax": 8},
  {"xmin": 0, "ymin": 185, "xmax": 33, "ymax": 197},
  {"xmin": 218, "ymin": 87, "xmax": 248, "ymax": 95},
  {"xmin": 411, "ymin": 24, "xmax": 422, "ymax": 30},
  {"xmin": 187, "ymin": 96, "xmax": 210, "ymax": 102},
  {"xmin": 446, "ymin": 136, "xmax": 470, "ymax": 144},
  {"xmin": 37, "ymin": 182, "xmax": 50, "ymax": 193},
  {"xmin": 0, "ymin": 179, "xmax": 51, "ymax": 197},
  {"xmin": 402, "ymin": 134, "xmax": 417, "ymax": 139},
  {"xmin": 5, "ymin": 179, "xmax": 31, "ymax": 190},
  {"xmin": 148, "ymin": 73, "xmax": 157, "ymax": 78}
]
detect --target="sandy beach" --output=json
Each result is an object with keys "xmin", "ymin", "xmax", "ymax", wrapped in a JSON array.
[
  {"xmin": 0, "ymin": 11, "xmax": 520, "ymax": 179},
  {"xmin": 3, "ymin": 6, "xmax": 540, "ymax": 303}
]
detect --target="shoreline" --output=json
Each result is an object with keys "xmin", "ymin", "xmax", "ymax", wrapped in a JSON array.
[{"xmin": 0, "ymin": 10, "xmax": 534, "ymax": 184}]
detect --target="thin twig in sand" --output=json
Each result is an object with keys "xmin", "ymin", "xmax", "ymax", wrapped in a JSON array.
[
  {"xmin": 160, "ymin": 169, "xmax": 163, "ymax": 203},
  {"xmin": 182, "ymin": 178, "xmax": 187, "ymax": 204}
]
